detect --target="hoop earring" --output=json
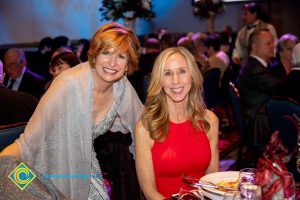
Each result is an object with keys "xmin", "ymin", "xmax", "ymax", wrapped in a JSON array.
[{"xmin": 124, "ymin": 71, "xmax": 128, "ymax": 77}]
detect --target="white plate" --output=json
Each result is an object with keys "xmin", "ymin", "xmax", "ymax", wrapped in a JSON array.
[{"xmin": 200, "ymin": 171, "xmax": 239, "ymax": 196}]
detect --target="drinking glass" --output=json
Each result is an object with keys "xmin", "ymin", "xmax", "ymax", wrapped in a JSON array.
[
  {"xmin": 238, "ymin": 168, "xmax": 257, "ymax": 190},
  {"xmin": 178, "ymin": 175, "xmax": 204, "ymax": 200},
  {"xmin": 296, "ymin": 142, "xmax": 300, "ymax": 173},
  {"xmin": 281, "ymin": 171, "xmax": 295, "ymax": 200},
  {"xmin": 223, "ymin": 191, "xmax": 241, "ymax": 200},
  {"xmin": 240, "ymin": 183, "xmax": 262, "ymax": 200}
]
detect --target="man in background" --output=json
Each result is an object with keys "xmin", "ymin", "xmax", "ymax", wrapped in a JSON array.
[
  {"xmin": 0, "ymin": 59, "xmax": 38, "ymax": 125},
  {"xmin": 237, "ymin": 29, "xmax": 279, "ymax": 166},
  {"xmin": 3, "ymin": 48, "xmax": 46, "ymax": 98},
  {"xmin": 233, "ymin": 2, "xmax": 277, "ymax": 65}
]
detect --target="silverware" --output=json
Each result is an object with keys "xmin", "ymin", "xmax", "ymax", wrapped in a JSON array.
[{"xmin": 182, "ymin": 178, "xmax": 239, "ymax": 191}]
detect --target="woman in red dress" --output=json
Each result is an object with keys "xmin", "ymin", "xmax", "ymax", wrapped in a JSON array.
[{"xmin": 135, "ymin": 46, "xmax": 219, "ymax": 199}]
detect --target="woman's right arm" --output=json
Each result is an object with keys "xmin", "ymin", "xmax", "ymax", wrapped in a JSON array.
[
  {"xmin": 135, "ymin": 119, "xmax": 165, "ymax": 200},
  {"xmin": 0, "ymin": 75, "xmax": 70, "ymax": 161}
]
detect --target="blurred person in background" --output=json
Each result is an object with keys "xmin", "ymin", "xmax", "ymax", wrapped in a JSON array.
[
  {"xmin": 0, "ymin": 59, "xmax": 38, "ymax": 125},
  {"xmin": 232, "ymin": 2, "xmax": 277, "ymax": 65},
  {"xmin": 52, "ymin": 35, "xmax": 71, "ymax": 53},
  {"xmin": 273, "ymin": 42, "xmax": 300, "ymax": 102},
  {"xmin": 204, "ymin": 34, "xmax": 230, "ymax": 87},
  {"xmin": 26, "ymin": 37, "xmax": 53, "ymax": 81},
  {"xmin": 270, "ymin": 33, "xmax": 299, "ymax": 79},
  {"xmin": 44, "ymin": 51, "xmax": 80, "ymax": 91},
  {"xmin": 3, "ymin": 48, "xmax": 46, "ymax": 99},
  {"xmin": 237, "ymin": 29, "xmax": 279, "ymax": 167},
  {"xmin": 73, "ymin": 38, "xmax": 90, "ymax": 61}
]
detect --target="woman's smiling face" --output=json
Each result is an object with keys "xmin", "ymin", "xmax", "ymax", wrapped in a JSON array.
[
  {"xmin": 94, "ymin": 47, "xmax": 128, "ymax": 84},
  {"xmin": 162, "ymin": 53, "xmax": 192, "ymax": 104}
]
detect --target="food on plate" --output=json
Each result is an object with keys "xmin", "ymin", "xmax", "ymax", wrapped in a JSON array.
[{"xmin": 215, "ymin": 180, "xmax": 239, "ymax": 192}]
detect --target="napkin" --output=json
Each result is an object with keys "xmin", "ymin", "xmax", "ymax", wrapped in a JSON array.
[{"xmin": 256, "ymin": 131, "xmax": 289, "ymax": 200}]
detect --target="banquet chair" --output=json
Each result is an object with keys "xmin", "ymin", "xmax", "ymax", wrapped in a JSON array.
[
  {"xmin": 0, "ymin": 122, "xmax": 27, "ymax": 151},
  {"xmin": 228, "ymin": 82, "xmax": 245, "ymax": 168},
  {"xmin": 203, "ymin": 68, "xmax": 221, "ymax": 109},
  {"xmin": 228, "ymin": 82, "xmax": 245, "ymax": 140},
  {"xmin": 266, "ymin": 97, "xmax": 300, "ymax": 181},
  {"xmin": 267, "ymin": 96, "xmax": 300, "ymax": 132},
  {"xmin": 266, "ymin": 96, "xmax": 300, "ymax": 152}
]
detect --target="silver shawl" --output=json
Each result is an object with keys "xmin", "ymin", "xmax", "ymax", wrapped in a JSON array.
[{"xmin": 15, "ymin": 62, "xmax": 143, "ymax": 200}]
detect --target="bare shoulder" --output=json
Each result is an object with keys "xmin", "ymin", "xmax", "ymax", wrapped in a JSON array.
[
  {"xmin": 204, "ymin": 109, "xmax": 219, "ymax": 126},
  {"xmin": 135, "ymin": 118, "xmax": 153, "ymax": 146},
  {"xmin": 204, "ymin": 109, "xmax": 219, "ymax": 140},
  {"xmin": 135, "ymin": 118, "xmax": 146, "ymax": 134}
]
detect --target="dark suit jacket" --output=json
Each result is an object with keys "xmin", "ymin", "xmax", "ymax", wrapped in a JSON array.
[
  {"xmin": 0, "ymin": 84, "xmax": 38, "ymax": 125},
  {"xmin": 26, "ymin": 50, "xmax": 52, "ymax": 81},
  {"xmin": 4, "ymin": 68, "xmax": 46, "ymax": 99},
  {"xmin": 270, "ymin": 57, "xmax": 287, "ymax": 80},
  {"xmin": 237, "ymin": 56, "xmax": 279, "ymax": 147},
  {"xmin": 273, "ymin": 68, "xmax": 300, "ymax": 103}
]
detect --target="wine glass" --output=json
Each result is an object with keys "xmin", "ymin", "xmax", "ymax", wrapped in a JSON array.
[
  {"xmin": 179, "ymin": 175, "xmax": 204, "ymax": 200},
  {"xmin": 238, "ymin": 168, "xmax": 257, "ymax": 190},
  {"xmin": 281, "ymin": 171, "xmax": 295, "ymax": 199}
]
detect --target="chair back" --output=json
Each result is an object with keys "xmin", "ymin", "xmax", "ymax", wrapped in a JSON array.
[
  {"xmin": 266, "ymin": 97, "xmax": 300, "ymax": 152},
  {"xmin": 203, "ymin": 68, "xmax": 221, "ymax": 109},
  {"xmin": 228, "ymin": 82, "xmax": 245, "ymax": 139},
  {"xmin": 0, "ymin": 122, "xmax": 27, "ymax": 151},
  {"xmin": 267, "ymin": 97, "xmax": 300, "ymax": 131}
]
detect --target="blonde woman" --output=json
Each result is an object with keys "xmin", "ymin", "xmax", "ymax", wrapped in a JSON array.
[
  {"xmin": 135, "ymin": 47, "xmax": 219, "ymax": 199},
  {"xmin": 0, "ymin": 22, "xmax": 143, "ymax": 199}
]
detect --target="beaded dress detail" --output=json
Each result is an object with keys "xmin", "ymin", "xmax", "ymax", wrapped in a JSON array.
[{"xmin": 88, "ymin": 103, "xmax": 117, "ymax": 200}]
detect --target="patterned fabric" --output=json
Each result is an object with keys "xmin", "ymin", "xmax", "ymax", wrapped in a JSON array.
[
  {"xmin": 88, "ymin": 103, "xmax": 117, "ymax": 200},
  {"xmin": 256, "ymin": 132, "xmax": 290, "ymax": 200},
  {"xmin": 0, "ymin": 155, "xmax": 70, "ymax": 200}
]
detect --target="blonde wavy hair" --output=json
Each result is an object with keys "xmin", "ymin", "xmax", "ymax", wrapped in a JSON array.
[
  {"xmin": 88, "ymin": 22, "xmax": 140, "ymax": 75},
  {"xmin": 141, "ymin": 47, "xmax": 209, "ymax": 142}
]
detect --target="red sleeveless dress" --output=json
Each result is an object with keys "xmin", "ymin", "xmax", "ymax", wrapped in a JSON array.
[{"xmin": 151, "ymin": 120, "xmax": 211, "ymax": 198}]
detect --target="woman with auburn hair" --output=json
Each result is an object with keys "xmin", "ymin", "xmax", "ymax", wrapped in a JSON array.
[
  {"xmin": 135, "ymin": 46, "xmax": 219, "ymax": 199},
  {"xmin": 0, "ymin": 22, "xmax": 143, "ymax": 199}
]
